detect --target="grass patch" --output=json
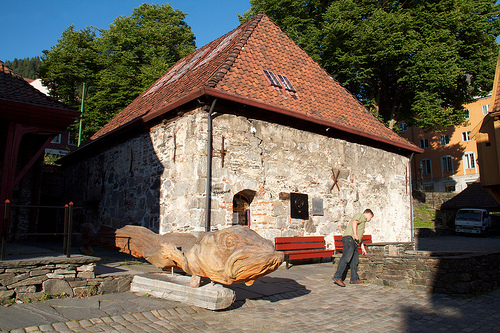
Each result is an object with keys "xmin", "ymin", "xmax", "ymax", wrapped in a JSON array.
[{"xmin": 414, "ymin": 204, "xmax": 438, "ymax": 228}]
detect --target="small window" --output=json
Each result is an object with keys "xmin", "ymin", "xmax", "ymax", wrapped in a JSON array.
[
  {"xmin": 263, "ymin": 70, "xmax": 282, "ymax": 88},
  {"xmin": 419, "ymin": 138, "xmax": 429, "ymax": 149},
  {"xmin": 421, "ymin": 159, "xmax": 431, "ymax": 175},
  {"xmin": 462, "ymin": 131, "xmax": 472, "ymax": 142},
  {"xmin": 51, "ymin": 134, "xmax": 62, "ymax": 144},
  {"xmin": 277, "ymin": 74, "xmax": 296, "ymax": 92},
  {"xmin": 463, "ymin": 109, "xmax": 470, "ymax": 119},
  {"xmin": 482, "ymin": 104, "xmax": 489, "ymax": 116},
  {"xmin": 398, "ymin": 122, "xmax": 408, "ymax": 132},
  {"xmin": 423, "ymin": 184, "xmax": 435, "ymax": 192},
  {"xmin": 439, "ymin": 135, "xmax": 450, "ymax": 145},
  {"xmin": 68, "ymin": 132, "xmax": 78, "ymax": 146},
  {"xmin": 464, "ymin": 152, "xmax": 476, "ymax": 169},
  {"xmin": 441, "ymin": 156, "xmax": 453, "ymax": 173},
  {"xmin": 445, "ymin": 184, "xmax": 456, "ymax": 193}
]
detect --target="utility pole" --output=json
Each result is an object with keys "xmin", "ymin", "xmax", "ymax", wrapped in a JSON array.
[{"xmin": 77, "ymin": 82, "xmax": 86, "ymax": 147}]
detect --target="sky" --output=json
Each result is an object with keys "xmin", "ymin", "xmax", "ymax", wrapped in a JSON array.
[{"xmin": 2, "ymin": 0, "xmax": 251, "ymax": 62}]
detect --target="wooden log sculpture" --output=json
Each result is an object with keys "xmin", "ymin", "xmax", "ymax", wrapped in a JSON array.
[{"xmin": 88, "ymin": 224, "xmax": 284, "ymax": 287}]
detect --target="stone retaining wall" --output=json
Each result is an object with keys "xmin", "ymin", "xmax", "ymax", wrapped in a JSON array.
[
  {"xmin": 0, "ymin": 256, "xmax": 133, "ymax": 305},
  {"xmin": 334, "ymin": 244, "xmax": 500, "ymax": 295}
]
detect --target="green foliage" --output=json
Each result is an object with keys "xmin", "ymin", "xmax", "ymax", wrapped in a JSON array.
[
  {"xmin": 3, "ymin": 57, "xmax": 42, "ymax": 79},
  {"xmin": 39, "ymin": 4, "xmax": 196, "ymax": 142},
  {"xmin": 43, "ymin": 153, "xmax": 63, "ymax": 166},
  {"xmin": 243, "ymin": 0, "xmax": 500, "ymax": 130}
]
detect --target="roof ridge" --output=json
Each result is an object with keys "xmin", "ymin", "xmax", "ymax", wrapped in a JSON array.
[{"xmin": 206, "ymin": 13, "xmax": 264, "ymax": 88}]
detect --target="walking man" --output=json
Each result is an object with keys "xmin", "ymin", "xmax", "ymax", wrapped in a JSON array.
[{"xmin": 333, "ymin": 209, "xmax": 373, "ymax": 287}]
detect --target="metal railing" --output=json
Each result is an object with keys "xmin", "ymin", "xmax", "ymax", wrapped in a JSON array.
[{"xmin": 1, "ymin": 200, "xmax": 78, "ymax": 260}]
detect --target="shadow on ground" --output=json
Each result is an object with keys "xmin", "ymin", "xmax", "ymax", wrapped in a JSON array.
[{"xmin": 224, "ymin": 275, "xmax": 310, "ymax": 310}]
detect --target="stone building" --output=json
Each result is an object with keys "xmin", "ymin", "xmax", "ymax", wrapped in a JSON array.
[{"xmin": 62, "ymin": 14, "xmax": 421, "ymax": 246}]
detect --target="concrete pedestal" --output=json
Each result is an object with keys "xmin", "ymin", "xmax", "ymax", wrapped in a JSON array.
[{"xmin": 130, "ymin": 273, "xmax": 236, "ymax": 310}]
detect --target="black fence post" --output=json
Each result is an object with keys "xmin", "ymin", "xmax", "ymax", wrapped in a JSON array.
[
  {"xmin": 63, "ymin": 204, "xmax": 69, "ymax": 255},
  {"xmin": 66, "ymin": 202, "xmax": 73, "ymax": 258},
  {"xmin": 1, "ymin": 200, "xmax": 11, "ymax": 261}
]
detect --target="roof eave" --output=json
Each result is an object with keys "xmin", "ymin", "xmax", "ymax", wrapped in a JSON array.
[
  {"xmin": 0, "ymin": 98, "xmax": 80, "ymax": 129},
  {"xmin": 65, "ymin": 86, "xmax": 421, "ymax": 163},
  {"xmin": 203, "ymin": 88, "xmax": 423, "ymax": 154}
]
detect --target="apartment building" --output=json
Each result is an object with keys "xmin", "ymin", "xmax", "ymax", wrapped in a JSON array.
[{"xmin": 400, "ymin": 94, "xmax": 492, "ymax": 193}]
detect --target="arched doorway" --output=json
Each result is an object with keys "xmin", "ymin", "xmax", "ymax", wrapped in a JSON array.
[{"xmin": 232, "ymin": 190, "xmax": 255, "ymax": 226}]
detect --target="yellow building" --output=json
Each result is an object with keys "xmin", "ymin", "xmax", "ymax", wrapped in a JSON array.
[{"xmin": 400, "ymin": 94, "xmax": 492, "ymax": 193}]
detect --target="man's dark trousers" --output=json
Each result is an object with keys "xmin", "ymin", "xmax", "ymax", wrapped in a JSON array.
[{"xmin": 333, "ymin": 236, "xmax": 359, "ymax": 282}]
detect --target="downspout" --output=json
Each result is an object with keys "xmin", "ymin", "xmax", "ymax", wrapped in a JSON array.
[
  {"xmin": 409, "ymin": 153, "xmax": 415, "ymax": 250},
  {"xmin": 205, "ymin": 98, "xmax": 218, "ymax": 232}
]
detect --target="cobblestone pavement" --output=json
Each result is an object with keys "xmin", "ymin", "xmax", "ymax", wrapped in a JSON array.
[{"xmin": 3, "ymin": 262, "xmax": 500, "ymax": 333}]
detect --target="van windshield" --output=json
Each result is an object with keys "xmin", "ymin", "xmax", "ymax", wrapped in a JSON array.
[{"xmin": 456, "ymin": 210, "xmax": 482, "ymax": 222}]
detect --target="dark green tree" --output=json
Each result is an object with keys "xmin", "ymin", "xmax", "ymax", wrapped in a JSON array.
[
  {"xmin": 242, "ymin": 0, "xmax": 500, "ymax": 130},
  {"xmin": 39, "ymin": 3, "xmax": 195, "ymax": 142},
  {"xmin": 4, "ymin": 57, "xmax": 43, "ymax": 79}
]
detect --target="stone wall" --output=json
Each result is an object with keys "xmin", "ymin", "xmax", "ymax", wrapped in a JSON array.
[
  {"xmin": 0, "ymin": 256, "xmax": 132, "ymax": 305},
  {"xmin": 64, "ymin": 109, "xmax": 413, "ymax": 247},
  {"xmin": 335, "ymin": 245, "xmax": 500, "ymax": 295}
]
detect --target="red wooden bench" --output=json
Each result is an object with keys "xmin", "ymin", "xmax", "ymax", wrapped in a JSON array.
[
  {"xmin": 275, "ymin": 236, "xmax": 334, "ymax": 269},
  {"xmin": 333, "ymin": 235, "xmax": 372, "ymax": 254}
]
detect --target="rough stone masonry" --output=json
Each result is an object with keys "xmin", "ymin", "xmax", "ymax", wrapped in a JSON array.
[{"xmin": 64, "ymin": 108, "xmax": 412, "ymax": 248}]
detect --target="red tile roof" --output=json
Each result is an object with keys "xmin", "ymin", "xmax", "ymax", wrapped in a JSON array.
[
  {"xmin": 0, "ymin": 61, "xmax": 76, "ymax": 112},
  {"xmin": 90, "ymin": 14, "xmax": 420, "ymax": 153}
]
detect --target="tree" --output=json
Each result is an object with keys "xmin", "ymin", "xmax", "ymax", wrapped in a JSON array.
[
  {"xmin": 4, "ymin": 57, "xmax": 43, "ymax": 79},
  {"xmin": 242, "ymin": 0, "xmax": 500, "ymax": 130},
  {"xmin": 39, "ymin": 3, "xmax": 196, "ymax": 142}
]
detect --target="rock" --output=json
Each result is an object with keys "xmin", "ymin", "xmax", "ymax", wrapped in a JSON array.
[
  {"xmin": 98, "ymin": 276, "xmax": 132, "ymax": 294},
  {"xmin": 42, "ymin": 279, "xmax": 74, "ymax": 297},
  {"xmin": 0, "ymin": 290, "xmax": 15, "ymax": 305}
]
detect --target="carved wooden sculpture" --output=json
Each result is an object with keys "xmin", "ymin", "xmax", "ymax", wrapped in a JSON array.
[{"xmin": 95, "ymin": 225, "xmax": 284, "ymax": 287}]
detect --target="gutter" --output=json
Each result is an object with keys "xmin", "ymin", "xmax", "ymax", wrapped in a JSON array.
[{"xmin": 205, "ymin": 98, "xmax": 217, "ymax": 232}]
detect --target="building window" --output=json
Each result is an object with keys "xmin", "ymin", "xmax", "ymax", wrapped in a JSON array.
[
  {"xmin": 441, "ymin": 155, "xmax": 453, "ymax": 173},
  {"xmin": 68, "ymin": 132, "xmax": 78, "ymax": 146},
  {"xmin": 439, "ymin": 135, "xmax": 450, "ymax": 146},
  {"xmin": 51, "ymin": 134, "xmax": 62, "ymax": 144},
  {"xmin": 421, "ymin": 159, "xmax": 431, "ymax": 175},
  {"xmin": 464, "ymin": 152, "xmax": 476, "ymax": 169},
  {"xmin": 464, "ymin": 109, "xmax": 469, "ymax": 119},
  {"xmin": 419, "ymin": 138, "xmax": 429, "ymax": 149},
  {"xmin": 462, "ymin": 131, "xmax": 472, "ymax": 142},
  {"xmin": 398, "ymin": 122, "xmax": 407, "ymax": 132},
  {"xmin": 263, "ymin": 69, "xmax": 282, "ymax": 88},
  {"xmin": 482, "ymin": 104, "xmax": 489, "ymax": 115},
  {"xmin": 423, "ymin": 184, "xmax": 434, "ymax": 192},
  {"xmin": 445, "ymin": 184, "xmax": 456, "ymax": 193}
]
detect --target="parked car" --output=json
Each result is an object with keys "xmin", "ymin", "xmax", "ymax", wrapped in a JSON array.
[{"xmin": 455, "ymin": 208, "xmax": 496, "ymax": 235}]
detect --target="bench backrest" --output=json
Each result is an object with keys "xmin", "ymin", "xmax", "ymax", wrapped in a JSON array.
[
  {"xmin": 275, "ymin": 236, "xmax": 326, "ymax": 251},
  {"xmin": 334, "ymin": 235, "xmax": 372, "ymax": 253}
]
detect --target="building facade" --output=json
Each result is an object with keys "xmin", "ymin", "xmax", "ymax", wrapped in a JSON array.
[{"xmin": 400, "ymin": 94, "xmax": 492, "ymax": 193}]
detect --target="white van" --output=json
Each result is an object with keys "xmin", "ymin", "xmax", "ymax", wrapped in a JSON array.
[{"xmin": 454, "ymin": 208, "xmax": 491, "ymax": 235}]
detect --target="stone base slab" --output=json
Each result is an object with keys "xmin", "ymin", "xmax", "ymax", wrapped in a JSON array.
[{"xmin": 130, "ymin": 273, "xmax": 235, "ymax": 310}]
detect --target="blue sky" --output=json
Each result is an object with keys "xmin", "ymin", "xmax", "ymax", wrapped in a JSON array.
[{"xmin": 2, "ymin": 0, "xmax": 251, "ymax": 62}]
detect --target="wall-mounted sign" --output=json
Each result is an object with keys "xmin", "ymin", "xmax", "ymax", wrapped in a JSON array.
[
  {"xmin": 312, "ymin": 198, "xmax": 323, "ymax": 216},
  {"xmin": 290, "ymin": 192, "xmax": 308, "ymax": 220}
]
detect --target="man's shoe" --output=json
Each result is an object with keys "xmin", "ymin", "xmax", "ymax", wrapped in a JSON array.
[
  {"xmin": 350, "ymin": 280, "xmax": 365, "ymax": 284},
  {"xmin": 333, "ymin": 279, "xmax": 346, "ymax": 287}
]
